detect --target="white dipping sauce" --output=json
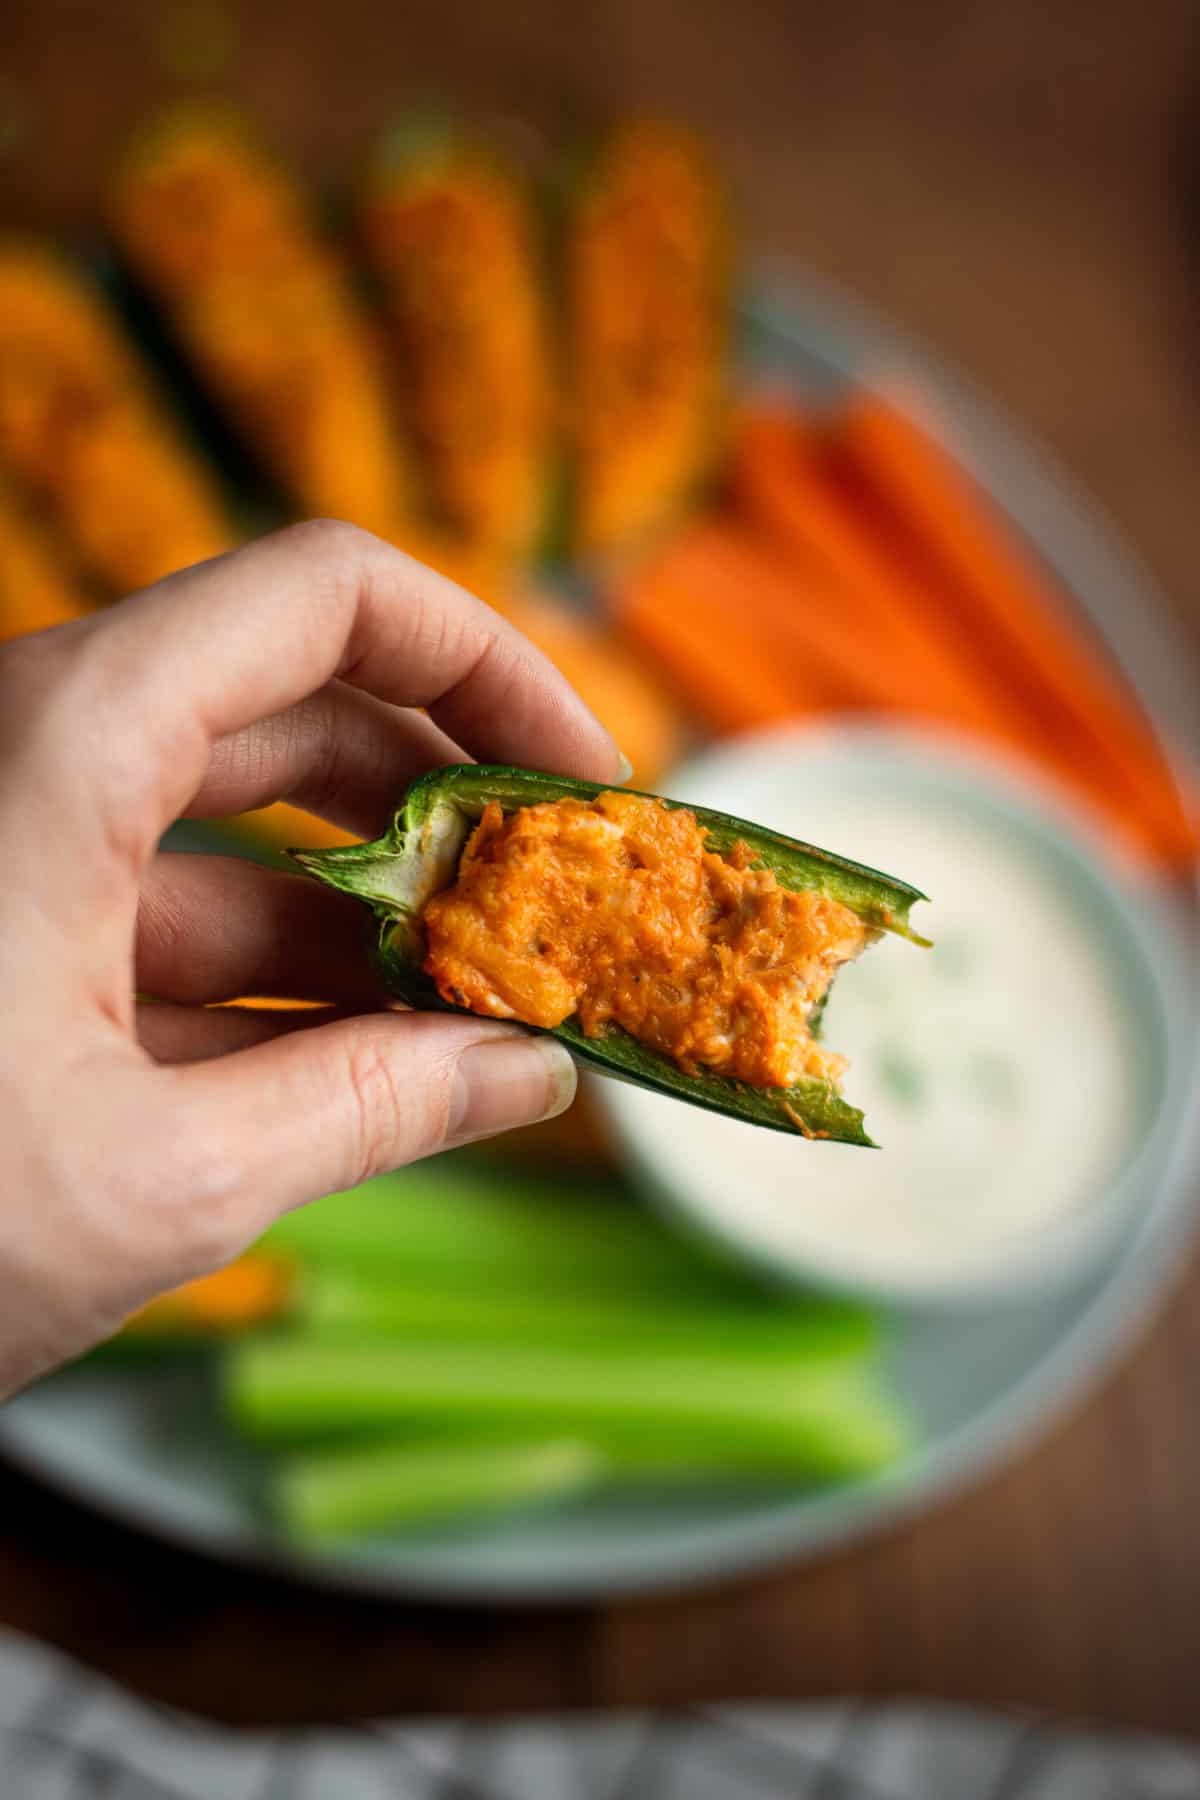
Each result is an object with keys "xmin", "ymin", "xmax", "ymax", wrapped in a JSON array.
[{"xmin": 600, "ymin": 738, "xmax": 1144, "ymax": 1297}]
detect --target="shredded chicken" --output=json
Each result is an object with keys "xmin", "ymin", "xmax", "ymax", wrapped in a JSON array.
[{"xmin": 422, "ymin": 791, "xmax": 867, "ymax": 1090}]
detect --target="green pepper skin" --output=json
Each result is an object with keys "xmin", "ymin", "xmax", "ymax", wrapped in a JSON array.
[{"xmin": 291, "ymin": 765, "xmax": 929, "ymax": 1145}]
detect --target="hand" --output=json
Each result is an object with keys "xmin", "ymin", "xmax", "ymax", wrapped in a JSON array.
[{"xmin": 0, "ymin": 521, "xmax": 625, "ymax": 1398}]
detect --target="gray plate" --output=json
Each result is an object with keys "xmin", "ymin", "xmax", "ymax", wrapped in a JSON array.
[{"xmin": 2, "ymin": 279, "xmax": 1197, "ymax": 1601}]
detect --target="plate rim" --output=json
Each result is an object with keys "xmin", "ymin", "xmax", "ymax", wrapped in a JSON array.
[{"xmin": 2, "ymin": 273, "xmax": 1197, "ymax": 1603}]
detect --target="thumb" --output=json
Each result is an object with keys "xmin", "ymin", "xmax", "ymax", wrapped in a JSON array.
[{"xmin": 170, "ymin": 1010, "xmax": 576, "ymax": 1243}]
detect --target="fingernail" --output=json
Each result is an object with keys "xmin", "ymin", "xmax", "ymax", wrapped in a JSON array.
[
  {"xmin": 447, "ymin": 1035, "xmax": 577, "ymax": 1147},
  {"xmin": 614, "ymin": 751, "xmax": 634, "ymax": 784}
]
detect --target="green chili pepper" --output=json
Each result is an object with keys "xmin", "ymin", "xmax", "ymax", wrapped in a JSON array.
[{"xmin": 291, "ymin": 764, "xmax": 929, "ymax": 1144}]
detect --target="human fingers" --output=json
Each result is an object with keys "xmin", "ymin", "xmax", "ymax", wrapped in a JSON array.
[
  {"xmin": 136, "ymin": 855, "xmax": 388, "ymax": 1007},
  {"xmin": 191, "ymin": 681, "xmax": 464, "ymax": 840},
  {"xmin": 0, "ymin": 521, "xmax": 624, "ymax": 888},
  {"xmin": 165, "ymin": 1009, "xmax": 576, "ymax": 1251}
]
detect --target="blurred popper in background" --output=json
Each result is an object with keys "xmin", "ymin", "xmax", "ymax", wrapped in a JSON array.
[
  {"xmin": 0, "ymin": 243, "xmax": 233, "ymax": 598},
  {"xmin": 562, "ymin": 117, "xmax": 728, "ymax": 563},
  {"xmin": 358, "ymin": 116, "xmax": 554, "ymax": 576},
  {"xmin": 108, "ymin": 103, "xmax": 418, "ymax": 546}
]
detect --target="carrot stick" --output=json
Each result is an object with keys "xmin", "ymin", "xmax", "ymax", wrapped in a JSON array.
[
  {"xmin": 826, "ymin": 391, "xmax": 1197, "ymax": 866},
  {"xmin": 619, "ymin": 591, "xmax": 805, "ymax": 735},
  {"xmin": 490, "ymin": 588, "xmax": 686, "ymax": 785},
  {"xmin": 122, "ymin": 1252, "xmax": 296, "ymax": 1339},
  {"xmin": 622, "ymin": 515, "xmax": 982, "ymax": 719},
  {"xmin": 614, "ymin": 521, "xmax": 833, "ymax": 732},
  {"xmin": 225, "ymin": 802, "xmax": 359, "ymax": 852},
  {"xmin": 619, "ymin": 499, "xmax": 1178, "ymax": 862},
  {"xmin": 731, "ymin": 406, "xmax": 1030, "ymax": 741},
  {"xmin": 730, "ymin": 403, "xmax": 1179, "ymax": 861},
  {"xmin": 618, "ymin": 576, "xmax": 803, "ymax": 734}
]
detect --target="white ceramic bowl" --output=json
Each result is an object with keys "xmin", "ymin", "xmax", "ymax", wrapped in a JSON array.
[{"xmin": 593, "ymin": 724, "xmax": 1193, "ymax": 1309}]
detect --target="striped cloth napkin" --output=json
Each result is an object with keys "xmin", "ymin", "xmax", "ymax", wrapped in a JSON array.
[{"xmin": 1, "ymin": 1626, "xmax": 1197, "ymax": 1798}]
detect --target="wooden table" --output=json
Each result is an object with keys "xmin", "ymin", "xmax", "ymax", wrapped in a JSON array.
[{"xmin": 3, "ymin": 0, "xmax": 1199, "ymax": 1738}]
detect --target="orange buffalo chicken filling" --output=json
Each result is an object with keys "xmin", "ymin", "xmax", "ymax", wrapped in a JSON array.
[{"xmin": 422, "ymin": 791, "xmax": 868, "ymax": 1091}]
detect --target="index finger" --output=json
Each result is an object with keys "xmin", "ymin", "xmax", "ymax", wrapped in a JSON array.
[{"xmin": 5, "ymin": 520, "xmax": 625, "ymax": 875}]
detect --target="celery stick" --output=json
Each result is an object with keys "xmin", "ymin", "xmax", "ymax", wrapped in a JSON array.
[
  {"xmin": 277, "ymin": 1438, "xmax": 604, "ymax": 1539},
  {"xmin": 275, "ymin": 1410, "xmax": 910, "ymax": 1540},
  {"xmin": 260, "ymin": 1160, "xmax": 740, "ymax": 1299},
  {"xmin": 297, "ymin": 1270, "xmax": 878, "ymax": 1360},
  {"xmin": 226, "ymin": 1338, "xmax": 907, "ymax": 1475}
]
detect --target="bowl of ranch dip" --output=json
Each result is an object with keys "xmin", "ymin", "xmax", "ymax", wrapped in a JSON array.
[{"xmin": 596, "ymin": 723, "xmax": 1190, "ymax": 1307}]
